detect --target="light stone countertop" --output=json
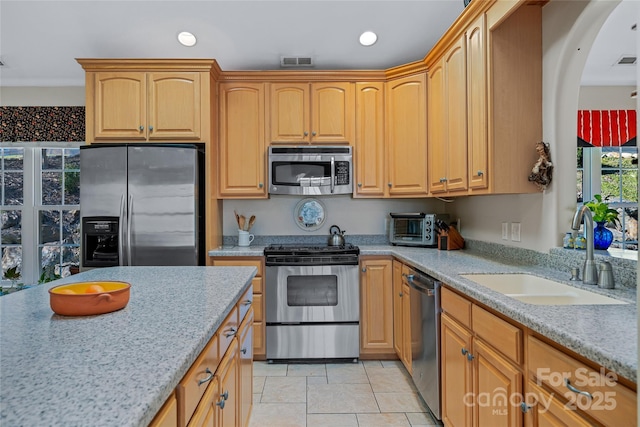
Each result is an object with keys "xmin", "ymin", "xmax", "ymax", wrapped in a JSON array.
[
  {"xmin": 0, "ymin": 266, "xmax": 256, "ymax": 427},
  {"xmin": 209, "ymin": 244, "xmax": 637, "ymax": 383}
]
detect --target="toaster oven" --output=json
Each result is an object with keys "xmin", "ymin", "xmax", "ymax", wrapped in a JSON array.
[{"xmin": 389, "ymin": 213, "xmax": 450, "ymax": 247}]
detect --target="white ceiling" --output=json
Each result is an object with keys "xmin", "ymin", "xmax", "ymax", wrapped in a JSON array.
[{"xmin": 0, "ymin": 0, "xmax": 636, "ymax": 87}]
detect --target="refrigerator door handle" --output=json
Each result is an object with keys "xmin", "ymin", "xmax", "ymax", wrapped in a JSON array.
[
  {"xmin": 127, "ymin": 194, "xmax": 133, "ymax": 266},
  {"xmin": 118, "ymin": 194, "xmax": 125, "ymax": 266}
]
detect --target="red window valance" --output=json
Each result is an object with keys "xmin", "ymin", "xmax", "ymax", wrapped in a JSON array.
[{"xmin": 577, "ymin": 110, "xmax": 637, "ymax": 147}]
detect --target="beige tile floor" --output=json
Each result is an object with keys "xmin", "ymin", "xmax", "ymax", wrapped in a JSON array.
[{"xmin": 249, "ymin": 360, "xmax": 443, "ymax": 427}]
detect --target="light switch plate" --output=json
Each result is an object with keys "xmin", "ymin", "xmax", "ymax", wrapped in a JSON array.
[
  {"xmin": 502, "ymin": 222, "xmax": 509, "ymax": 240},
  {"xmin": 511, "ymin": 222, "xmax": 521, "ymax": 242}
]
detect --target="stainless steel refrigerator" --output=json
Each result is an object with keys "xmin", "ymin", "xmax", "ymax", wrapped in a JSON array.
[{"xmin": 79, "ymin": 143, "xmax": 205, "ymax": 269}]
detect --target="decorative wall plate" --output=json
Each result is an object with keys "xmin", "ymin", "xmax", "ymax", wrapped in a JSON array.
[{"xmin": 294, "ymin": 198, "xmax": 326, "ymax": 231}]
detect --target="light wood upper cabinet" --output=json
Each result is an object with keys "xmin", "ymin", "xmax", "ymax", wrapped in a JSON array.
[
  {"xmin": 428, "ymin": 35, "xmax": 469, "ymax": 195},
  {"xmin": 359, "ymin": 257, "xmax": 394, "ymax": 356},
  {"xmin": 89, "ymin": 71, "xmax": 202, "ymax": 141},
  {"xmin": 354, "ymin": 82, "xmax": 386, "ymax": 197},
  {"xmin": 466, "ymin": 14, "xmax": 488, "ymax": 191},
  {"xmin": 270, "ymin": 82, "xmax": 354, "ymax": 144},
  {"xmin": 385, "ymin": 73, "xmax": 429, "ymax": 197},
  {"xmin": 218, "ymin": 82, "xmax": 267, "ymax": 198}
]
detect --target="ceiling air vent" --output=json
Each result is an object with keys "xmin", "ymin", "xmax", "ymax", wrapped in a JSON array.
[
  {"xmin": 616, "ymin": 55, "xmax": 637, "ymax": 65},
  {"xmin": 280, "ymin": 56, "xmax": 314, "ymax": 67}
]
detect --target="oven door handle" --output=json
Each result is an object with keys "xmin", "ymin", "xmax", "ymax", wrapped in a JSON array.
[{"xmin": 330, "ymin": 156, "xmax": 335, "ymax": 193}]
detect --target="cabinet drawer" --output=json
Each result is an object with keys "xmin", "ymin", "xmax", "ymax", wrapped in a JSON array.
[
  {"xmin": 441, "ymin": 287, "xmax": 472, "ymax": 329},
  {"xmin": 253, "ymin": 293, "xmax": 263, "ymax": 322},
  {"xmin": 528, "ymin": 335, "xmax": 637, "ymax": 426},
  {"xmin": 238, "ymin": 285, "xmax": 253, "ymax": 323},
  {"xmin": 212, "ymin": 258, "xmax": 263, "ymax": 277},
  {"xmin": 177, "ymin": 334, "xmax": 219, "ymax": 427},
  {"xmin": 472, "ymin": 305, "xmax": 522, "ymax": 365},
  {"xmin": 252, "ymin": 277, "xmax": 263, "ymax": 294},
  {"xmin": 219, "ymin": 306, "xmax": 239, "ymax": 358}
]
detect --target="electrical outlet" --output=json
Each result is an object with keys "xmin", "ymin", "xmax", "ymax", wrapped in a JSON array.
[
  {"xmin": 511, "ymin": 222, "xmax": 521, "ymax": 242},
  {"xmin": 501, "ymin": 222, "xmax": 509, "ymax": 240}
]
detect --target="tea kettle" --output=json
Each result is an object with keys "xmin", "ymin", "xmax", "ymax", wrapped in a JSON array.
[{"xmin": 328, "ymin": 225, "xmax": 346, "ymax": 246}]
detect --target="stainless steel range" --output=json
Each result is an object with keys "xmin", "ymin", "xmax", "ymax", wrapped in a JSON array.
[{"xmin": 264, "ymin": 243, "xmax": 360, "ymax": 361}]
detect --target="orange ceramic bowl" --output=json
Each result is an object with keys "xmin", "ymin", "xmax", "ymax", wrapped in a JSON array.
[{"xmin": 49, "ymin": 281, "xmax": 131, "ymax": 316}]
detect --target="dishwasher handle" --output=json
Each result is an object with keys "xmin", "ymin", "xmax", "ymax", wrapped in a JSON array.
[{"xmin": 406, "ymin": 271, "xmax": 439, "ymax": 296}]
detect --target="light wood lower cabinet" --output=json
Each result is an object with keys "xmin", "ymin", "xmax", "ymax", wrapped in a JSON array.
[
  {"xmin": 441, "ymin": 286, "xmax": 523, "ymax": 427},
  {"xmin": 238, "ymin": 311, "xmax": 254, "ymax": 427},
  {"xmin": 150, "ymin": 392, "xmax": 179, "ymax": 427},
  {"xmin": 441, "ymin": 285, "xmax": 637, "ymax": 427},
  {"xmin": 211, "ymin": 257, "xmax": 265, "ymax": 359},
  {"xmin": 391, "ymin": 261, "xmax": 412, "ymax": 373},
  {"xmin": 359, "ymin": 257, "xmax": 394, "ymax": 357}
]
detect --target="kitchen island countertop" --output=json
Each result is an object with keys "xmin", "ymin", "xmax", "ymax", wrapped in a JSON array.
[
  {"xmin": 209, "ymin": 244, "xmax": 637, "ymax": 383},
  {"xmin": 0, "ymin": 266, "xmax": 256, "ymax": 427}
]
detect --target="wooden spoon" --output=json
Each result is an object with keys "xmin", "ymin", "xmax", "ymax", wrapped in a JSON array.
[
  {"xmin": 234, "ymin": 210, "xmax": 240, "ymax": 229},
  {"xmin": 247, "ymin": 215, "xmax": 256, "ymax": 231},
  {"xmin": 239, "ymin": 215, "xmax": 246, "ymax": 231}
]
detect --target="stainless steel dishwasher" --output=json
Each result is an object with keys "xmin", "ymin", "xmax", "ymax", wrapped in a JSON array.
[{"xmin": 405, "ymin": 268, "xmax": 441, "ymax": 420}]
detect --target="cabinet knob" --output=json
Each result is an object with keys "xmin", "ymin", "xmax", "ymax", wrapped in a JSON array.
[
  {"xmin": 467, "ymin": 353, "xmax": 474, "ymax": 361},
  {"xmin": 399, "ymin": 292, "xmax": 403, "ymax": 297},
  {"xmin": 439, "ymin": 177, "xmax": 447, "ymax": 183},
  {"xmin": 139, "ymin": 126, "xmax": 144, "ymax": 131},
  {"xmin": 461, "ymin": 348, "xmax": 469, "ymax": 356},
  {"xmin": 357, "ymin": 183, "xmax": 362, "ymax": 187},
  {"xmin": 216, "ymin": 398, "xmax": 225, "ymax": 409},
  {"xmin": 520, "ymin": 402, "xmax": 531, "ymax": 413},
  {"xmin": 312, "ymin": 131, "xmax": 316, "ymax": 136},
  {"xmin": 361, "ymin": 268, "xmax": 367, "ymax": 273},
  {"xmin": 149, "ymin": 125, "xmax": 154, "ymax": 131},
  {"xmin": 241, "ymin": 347, "xmax": 247, "ymax": 354},
  {"xmin": 221, "ymin": 390, "xmax": 229, "ymax": 400},
  {"xmin": 477, "ymin": 170, "xmax": 484, "ymax": 176},
  {"xmin": 304, "ymin": 131, "xmax": 309, "ymax": 136},
  {"xmin": 388, "ymin": 182, "xmax": 392, "ymax": 187},
  {"xmin": 259, "ymin": 183, "xmax": 264, "ymax": 188}
]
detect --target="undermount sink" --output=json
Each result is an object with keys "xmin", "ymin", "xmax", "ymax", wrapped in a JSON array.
[{"xmin": 460, "ymin": 273, "xmax": 628, "ymax": 305}]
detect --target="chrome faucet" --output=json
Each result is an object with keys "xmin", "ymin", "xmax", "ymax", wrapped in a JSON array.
[{"xmin": 572, "ymin": 205, "xmax": 598, "ymax": 285}]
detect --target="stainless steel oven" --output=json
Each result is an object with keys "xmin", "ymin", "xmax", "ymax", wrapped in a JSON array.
[{"xmin": 264, "ymin": 244, "xmax": 360, "ymax": 361}]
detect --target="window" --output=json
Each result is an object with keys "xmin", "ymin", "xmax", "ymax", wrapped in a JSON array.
[
  {"xmin": 1, "ymin": 144, "xmax": 81, "ymax": 286},
  {"xmin": 577, "ymin": 146, "xmax": 638, "ymax": 252}
]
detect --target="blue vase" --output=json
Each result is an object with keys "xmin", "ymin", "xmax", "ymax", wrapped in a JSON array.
[{"xmin": 593, "ymin": 221, "xmax": 614, "ymax": 250}]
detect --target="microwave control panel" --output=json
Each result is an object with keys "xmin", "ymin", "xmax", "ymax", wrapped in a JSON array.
[{"xmin": 335, "ymin": 161, "xmax": 350, "ymax": 185}]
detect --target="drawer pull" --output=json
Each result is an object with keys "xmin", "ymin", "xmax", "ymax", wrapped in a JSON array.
[
  {"xmin": 242, "ymin": 299, "xmax": 252, "ymax": 306},
  {"xmin": 216, "ymin": 398, "xmax": 225, "ymax": 409},
  {"xmin": 565, "ymin": 379, "xmax": 593, "ymax": 399},
  {"xmin": 225, "ymin": 327, "xmax": 237, "ymax": 338},
  {"xmin": 197, "ymin": 368, "xmax": 214, "ymax": 386}
]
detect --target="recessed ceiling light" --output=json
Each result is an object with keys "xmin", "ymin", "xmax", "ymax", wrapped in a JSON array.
[
  {"xmin": 359, "ymin": 31, "xmax": 377, "ymax": 47},
  {"xmin": 178, "ymin": 31, "xmax": 197, "ymax": 47}
]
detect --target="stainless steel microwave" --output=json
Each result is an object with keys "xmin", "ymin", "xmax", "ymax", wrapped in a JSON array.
[
  {"xmin": 389, "ymin": 213, "xmax": 450, "ymax": 247},
  {"xmin": 268, "ymin": 146, "xmax": 353, "ymax": 195}
]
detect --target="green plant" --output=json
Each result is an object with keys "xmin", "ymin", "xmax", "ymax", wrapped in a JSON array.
[
  {"xmin": 38, "ymin": 264, "xmax": 61, "ymax": 284},
  {"xmin": 584, "ymin": 194, "xmax": 619, "ymax": 225}
]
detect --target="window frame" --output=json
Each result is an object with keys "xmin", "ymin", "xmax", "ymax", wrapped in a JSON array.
[{"xmin": 1, "ymin": 142, "xmax": 81, "ymax": 286}]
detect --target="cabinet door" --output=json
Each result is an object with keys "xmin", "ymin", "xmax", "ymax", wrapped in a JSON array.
[
  {"xmin": 467, "ymin": 14, "xmax": 488, "ymax": 190},
  {"xmin": 360, "ymin": 259, "xmax": 394, "ymax": 354},
  {"xmin": 444, "ymin": 37, "xmax": 468, "ymax": 193},
  {"xmin": 354, "ymin": 82, "xmax": 386, "ymax": 197},
  {"xmin": 148, "ymin": 72, "xmax": 201, "ymax": 140},
  {"xmin": 270, "ymin": 83, "xmax": 309, "ymax": 143},
  {"xmin": 218, "ymin": 339, "xmax": 239, "ymax": 427},
  {"xmin": 239, "ymin": 311, "xmax": 254, "ymax": 427},
  {"xmin": 218, "ymin": 83, "xmax": 267, "ymax": 198},
  {"xmin": 400, "ymin": 282, "xmax": 412, "ymax": 373},
  {"xmin": 93, "ymin": 72, "xmax": 147, "ymax": 140},
  {"xmin": 311, "ymin": 82, "xmax": 354, "ymax": 143},
  {"xmin": 427, "ymin": 58, "xmax": 447, "ymax": 194},
  {"xmin": 386, "ymin": 73, "xmax": 428, "ymax": 197},
  {"xmin": 392, "ymin": 261, "xmax": 404, "ymax": 357},
  {"xmin": 473, "ymin": 339, "xmax": 523, "ymax": 427},
  {"xmin": 441, "ymin": 313, "xmax": 473, "ymax": 427},
  {"xmin": 524, "ymin": 381, "xmax": 592, "ymax": 427},
  {"xmin": 149, "ymin": 392, "xmax": 178, "ymax": 427}
]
